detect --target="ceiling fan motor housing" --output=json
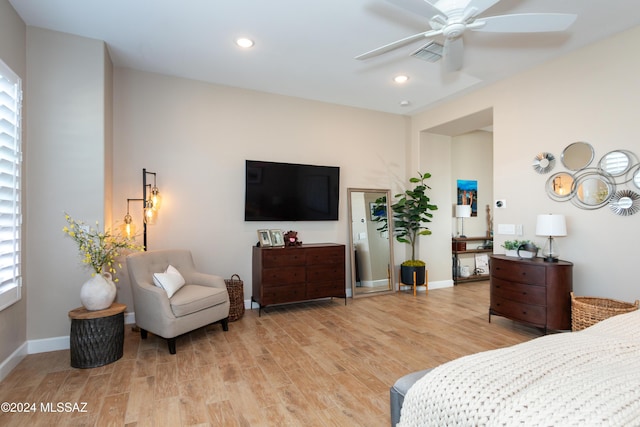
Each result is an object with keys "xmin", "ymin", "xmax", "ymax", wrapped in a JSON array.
[{"xmin": 443, "ymin": 22, "xmax": 466, "ymax": 39}]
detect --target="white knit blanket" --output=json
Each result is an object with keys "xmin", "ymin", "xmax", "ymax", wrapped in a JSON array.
[{"xmin": 398, "ymin": 310, "xmax": 640, "ymax": 426}]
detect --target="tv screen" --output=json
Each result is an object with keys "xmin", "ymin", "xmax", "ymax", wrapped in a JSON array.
[{"xmin": 245, "ymin": 160, "xmax": 340, "ymax": 221}]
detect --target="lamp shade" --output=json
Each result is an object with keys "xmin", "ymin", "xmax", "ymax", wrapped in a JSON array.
[
  {"xmin": 455, "ymin": 205, "xmax": 471, "ymax": 218},
  {"xmin": 536, "ymin": 214, "xmax": 567, "ymax": 237}
]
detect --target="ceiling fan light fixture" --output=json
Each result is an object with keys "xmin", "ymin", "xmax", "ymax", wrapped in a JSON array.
[{"xmin": 411, "ymin": 41, "xmax": 443, "ymax": 63}]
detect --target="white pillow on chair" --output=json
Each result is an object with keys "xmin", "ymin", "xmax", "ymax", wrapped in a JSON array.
[{"xmin": 153, "ymin": 265, "xmax": 186, "ymax": 298}]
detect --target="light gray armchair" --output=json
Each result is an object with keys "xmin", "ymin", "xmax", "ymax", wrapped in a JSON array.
[{"xmin": 126, "ymin": 249, "xmax": 230, "ymax": 354}]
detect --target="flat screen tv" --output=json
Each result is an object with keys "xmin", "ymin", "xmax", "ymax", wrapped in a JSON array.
[{"xmin": 244, "ymin": 160, "xmax": 340, "ymax": 221}]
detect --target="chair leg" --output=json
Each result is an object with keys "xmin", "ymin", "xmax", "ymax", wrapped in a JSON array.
[
  {"xmin": 140, "ymin": 328, "xmax": 148, "ymax": 339},
  {"xmin": 221, "ymin": 317, "xmax": 229, "ymax": 332},
  {"xmin": 167, "ymin": 337, "xmax": 176, "ymax": 355}
]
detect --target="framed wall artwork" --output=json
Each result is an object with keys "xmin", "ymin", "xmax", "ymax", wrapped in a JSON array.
[{"xmin": 457, "ymin": 179, "xmax": 478, "ymax": 217}]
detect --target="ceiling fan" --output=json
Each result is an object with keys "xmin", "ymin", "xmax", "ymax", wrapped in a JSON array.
[{"xmin": 355, "ymin": 0, "xmax": 577, "ymax": 71}]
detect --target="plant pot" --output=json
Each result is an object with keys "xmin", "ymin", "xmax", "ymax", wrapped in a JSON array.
[
  {"xmin": 505, "ymin": 249, "xmax": 535, "ymax": 259},
  {"xmin": 401, "ymin": 265, "xmax": 426, "ymax": 285},
  {"xmin": 80, "ymin": 272, "xmax": 117, "ymax": 311}
]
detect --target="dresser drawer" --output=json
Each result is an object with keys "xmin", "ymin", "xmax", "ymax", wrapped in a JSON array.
[
  {"xmin": 491, "ymin": 295, "xmax": 546, "ymax": 326},
  {"xmin": 491, "ymin": 277, "xmax": 546, "ymax": 306},
  {"xmin": 260, "ymin": 284, "xmax": 306, "ymax": 305},
  {"xmin": 262, "ymin": 249, "xmax": 306, "ymax": 268},
  {"xmin": 307, "ymin": 281, "xmax": 345, "ymax": 299},
  {"xmin": 307, "ymin": 264, "xmax": 344, "ymax": 283},
  {"xmin": 491, "ymin": 259, "xmax": 545, "ymax": 285},
  {"xmin": 305, "ymin": 247, "xmax": 344, "ymax": 265},
  {"xmin": 261, "ymin": 267, "xmax": 306, "ymax": 286}
]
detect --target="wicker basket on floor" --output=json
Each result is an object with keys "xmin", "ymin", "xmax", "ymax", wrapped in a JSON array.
[
  {"xmin": 571, "ymin": 292, "xmax": 639, "ymax": 331},
  {"xmin": 225, "ymin": 274, "xmax": 245, "ymax": 322}
]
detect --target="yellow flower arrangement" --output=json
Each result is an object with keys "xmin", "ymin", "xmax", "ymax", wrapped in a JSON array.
[{"xmin": 63, "ymin": 213, "xmax": 144, "ymax": 280}]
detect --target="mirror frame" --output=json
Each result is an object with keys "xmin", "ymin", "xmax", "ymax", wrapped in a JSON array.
[
  {"xmin": 347, "ymin": 188, "xmax": 395, "ymax": 298},
  {"xmin": 570, "ymin": 169, "xmax": 615, "ymax": 209},
  {"xmin": 609, "ymin": 189, "xmax": 640, "ymax": 216},
  {"xmin": 633, "ymin": 164, "xmax": 640, "ymax": 190},
  {"xmin": 545, "ymin": 172, "xmax": 574, "ymax": 201},
  {"xmin": 561, "ymin": 141, "xmax": 594, "ymax": 171},
  {"xmin": 598, "ymin": 150, "xmax": 631, "ymax": 177},
  {"xmin": 532, "ymin": 152, "xmax": 556, "ymax": 174}
]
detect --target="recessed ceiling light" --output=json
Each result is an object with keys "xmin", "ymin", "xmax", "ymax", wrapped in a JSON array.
[
  {"xmin": 393, "ymin": 75, "xmax": 409, "ymax": 84},
  {"xmin": 236, "ymin": 38, "xmax": 254, "ymax": 48},
  {"xmin": 399, "ymin": 100, "xmax": 411, "ymax": 107}
]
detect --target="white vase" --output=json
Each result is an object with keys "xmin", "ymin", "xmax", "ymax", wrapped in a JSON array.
[{"xmin": 80, "ymin": 272, "xmax": 116, "ymax": 311}]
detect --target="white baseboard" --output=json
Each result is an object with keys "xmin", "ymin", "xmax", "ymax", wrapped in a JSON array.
[
  {"xmin": 0, "ymin": 342, "xmax": 28, "ymax": 382},
  {"xmin": 28, "ymin": 335, "xmax": 69, "ymax": 354}
]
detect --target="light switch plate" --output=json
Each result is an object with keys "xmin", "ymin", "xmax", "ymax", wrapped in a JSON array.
[{"xmin": 497, "ymin": 224, "xmax": 516, "ymax": 235}]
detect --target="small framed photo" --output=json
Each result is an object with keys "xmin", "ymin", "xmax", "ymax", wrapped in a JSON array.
[
  {"xmin": 270, "ymin": 229, "xmax": 285, "ymax": 247},
  {"xmin": 257, "ymin": 229, "xmax": 272, "ymax": 247}
]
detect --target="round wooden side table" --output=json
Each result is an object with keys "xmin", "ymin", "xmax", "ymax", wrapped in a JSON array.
[{"xmin": 68, "ymin": 303, "xmax": 126, "ymax": 368}]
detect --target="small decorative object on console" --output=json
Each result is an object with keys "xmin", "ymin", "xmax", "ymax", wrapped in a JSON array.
[{"xmin": 284, "ymin": 230, "xmax": 302, "ymax": 246}]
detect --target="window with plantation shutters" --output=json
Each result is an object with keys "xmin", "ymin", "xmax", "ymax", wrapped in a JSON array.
[{"xmin": 0, "ymin": 59, "xmax": 22, "ymax": 311}]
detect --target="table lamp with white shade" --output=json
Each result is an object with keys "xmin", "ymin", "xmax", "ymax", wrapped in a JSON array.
[
  {"xmin": 455, "ymin": 205, "xmax": 472, "ymax": 238},
  {"xmin": 536, "ymin": 214, "xmax": 567, "ymax": 262}
]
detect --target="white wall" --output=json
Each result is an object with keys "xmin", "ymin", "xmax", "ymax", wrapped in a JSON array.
[
  {"xmin": 452, "ymin": 131, "xmax": 493, "ymax": 239},
  {"xmin": 0, "ymin": 0, "xmax": 26, "ymax": 367},
  {"xmin": 26, "ymin": 27, "xmax": 111, "ymax": 339},
  {"xmin": 414, "ymin": 26, "xmax": 640, "ymax": 302},
  {"xmin": 112, "ymin": 68, "xmax": 409, "ymax": 303}
]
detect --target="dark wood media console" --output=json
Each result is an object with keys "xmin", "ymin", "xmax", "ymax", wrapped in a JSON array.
[{"xmin": 251, "ymin": 243, "xmax": 346, "ymax": 315}]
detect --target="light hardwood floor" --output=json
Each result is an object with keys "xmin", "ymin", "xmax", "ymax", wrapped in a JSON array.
[{"xmin": 0, "ymin": 281, "xmax": 541, "ymax": 427}]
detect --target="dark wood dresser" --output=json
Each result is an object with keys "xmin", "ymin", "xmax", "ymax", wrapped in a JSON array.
[
  {"xmin": 252, "ymin": 243, "xmax": 346, "ymax": 315},
  {"xmin": 489, "ymin": 255, "xmax": 573, "ymax": 332}
]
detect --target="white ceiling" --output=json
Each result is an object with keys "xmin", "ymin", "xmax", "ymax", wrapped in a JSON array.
[{"xmin": 9, "ymin": 0, "xmax": 640, "ymax": 116}]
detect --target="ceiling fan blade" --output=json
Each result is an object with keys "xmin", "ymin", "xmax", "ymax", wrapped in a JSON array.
[
  {"xmin": 443, "ymin": 37, "xmax": 464, "ymax": 72},
  {"xmin": 465, "ymin": 0, "xmax": 501, "ymax": 17},
  {"xmin": 471, "ymin": 13, "xmax": 577, "ymax": 33},
  {"xmin": 387, "ymin": 0, "xmax": 446, "ymax": 19},
  {"xmin": 355, "ymin": 30, "xmax": 441, "ymax": 60}
]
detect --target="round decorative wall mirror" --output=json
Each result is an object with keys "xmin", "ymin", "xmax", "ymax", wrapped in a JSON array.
[
  {"xmin": 599, "ymin": 150, "xmax": 631, "ymax": 176},
  {"xmin": 545, "ymin": 172, "xmax": 574, "ymax": 201},
  {"xmin": 562, "ymin": 142, "xmax": 594, "ymax": 171},
  {"xmin": 571, "ymin": 170, "xmax": 614, "ymax": 209},
  {"xmin": 633, "ymin": 165, "xmax": 640, "ymax": 190},
  {"xmin": 609, "ymin": 190, "xmax": 640, "ymax": 216},
  {"xmin": 532, "ymin": 152, "xmax": 555, "ymax": 174}
]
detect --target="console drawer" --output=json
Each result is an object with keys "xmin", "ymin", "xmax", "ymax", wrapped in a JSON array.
[
  {"xmin": 491, "ymin": 295, "xmax": 546, "ymax": 326},
  {"xmin": 491, "ymin": 277, "xmax": 546, "ymax": 306},
  {"xmin": 491, "ymin": 259, "xmax": 545, "ymax": 285}
]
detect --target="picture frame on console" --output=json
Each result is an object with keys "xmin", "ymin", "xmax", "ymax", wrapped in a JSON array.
[
  {"xmin": 257, "ymin": 229, "xmax": 272, "ymax": 247},
  {"xmin": 270, "ymin": 229, "xmax": 284, "ymax": 247}
]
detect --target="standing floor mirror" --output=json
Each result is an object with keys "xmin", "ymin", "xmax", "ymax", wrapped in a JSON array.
[{"xmin": 348, "ymin": 188, "xmax": 395, "ymax": 297}]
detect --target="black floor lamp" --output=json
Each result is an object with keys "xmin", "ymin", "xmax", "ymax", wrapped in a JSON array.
[{"xmin": 124, "ymin": 168, "xmax": 161, "ymax": 250}]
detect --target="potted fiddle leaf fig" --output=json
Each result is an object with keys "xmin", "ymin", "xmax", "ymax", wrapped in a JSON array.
[{"xmin": 391, "ymin": 172, "xmax": 438, "ymax": 285}]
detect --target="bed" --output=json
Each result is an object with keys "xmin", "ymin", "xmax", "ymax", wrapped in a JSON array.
[{"xmin": 391, "ymin": 309, "xmax": 640, "ymax": 426}]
